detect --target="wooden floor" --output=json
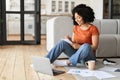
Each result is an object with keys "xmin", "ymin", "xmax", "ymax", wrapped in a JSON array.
[{"xmin": 0, "ymin": 36, "xmax": 75, "ymax": 80}]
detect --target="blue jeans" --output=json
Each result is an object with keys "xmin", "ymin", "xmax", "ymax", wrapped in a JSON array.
[{"xmin": 46, "ymin": 40, "xmax": 96, "ymax": 66}]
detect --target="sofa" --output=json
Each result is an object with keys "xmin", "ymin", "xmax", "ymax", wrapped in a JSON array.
[{"xmin": 46, "ymin": 16, "xmax": 120, "ymax": 58}]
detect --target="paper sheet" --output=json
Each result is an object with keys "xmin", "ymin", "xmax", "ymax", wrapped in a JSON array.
[
  {"xmin": 67, "ymin": 69, "xmax": 116, "ymax": 79},
  {"xmin": 67, "ymin": 69, "xmax": 81, "ymax": 74},
  {"xmin": 61, "ymin": 39, "xmax": 72, "ymax": 44},
  {"xmin": 98, "ymin": 66, "xmax": 119, "ymax": 72},
  {"xmin": 67, "ymin": 69, "xmax": 94, "ymax": 77},
  {"xmin": 93, "ymin": 71, "xmax": 116, "ymax": 79}
]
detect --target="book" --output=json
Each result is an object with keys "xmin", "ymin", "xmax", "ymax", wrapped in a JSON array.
[{"xmin": 62, "ymin": 39, "xmax": 72, "ymax": 44}]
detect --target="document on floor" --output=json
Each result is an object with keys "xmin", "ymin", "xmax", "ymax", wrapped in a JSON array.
[
  {"xmin": 67, "ymin": 69, "xmax": 81, "ymax": 74},
  {"xmin": 93, "ymin": 71, "xmax": 116, "ymax": 80},
  {"xmin": 67, "ymin": 69, "xmax": 116, "ymax": 79},
  {"xmin": 67, "ymin": 69, "xmax": 94, "ymax": 76},
  {"xmin": 98, "ymin": 66, "xmax": 120, "ymax": 72}
]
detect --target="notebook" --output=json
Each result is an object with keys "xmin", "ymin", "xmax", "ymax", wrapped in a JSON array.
[{"xmin": 32, "ymin": 56, "xmax": 65, "ymax": 76}]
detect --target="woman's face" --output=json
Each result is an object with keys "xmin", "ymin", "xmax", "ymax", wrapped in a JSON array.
[{"xmin": 74, "ymin": 13, "xmax": 84, "ymax": 26}]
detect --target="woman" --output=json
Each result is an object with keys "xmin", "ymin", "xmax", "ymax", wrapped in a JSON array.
[{"xmin": 46, "ymin": 4, "xmax": 99, "ymax": 68}]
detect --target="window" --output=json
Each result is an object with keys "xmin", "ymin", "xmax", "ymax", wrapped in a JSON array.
[
  {"xmin": 52, "ymin": 1, "xmax": 56, "ymax": 12},
  {"xmin": 71, "ymin": 2, "xmax": 75, "ymax": 10},
  {"xmin": 3, "ymin": 0, "xmax": 40, "ymax": 44},
  {"xmin": 65, "ymin": 1, "xmax": 69, "ymax": 12},
  {"xmin": 58, "ymin": 1, "xmax": 62, "ymax": 12},
  {"xmin": 113, "ymin": 0, "xmax": 120, "ymax": 14},
  {"xmin": 103, "ymin": 0, "xmax": 109, "ymax": 19},
  {"xmin": 103, "ymin": 0, "xmax": 120, "ymax": 19}
]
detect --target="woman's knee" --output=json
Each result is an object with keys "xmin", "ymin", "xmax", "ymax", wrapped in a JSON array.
[
  {"xmin": 58, "ymin": 40, "xmax": 65, "ymax": 43},
  {"xmin": 56, "ymin": 40, "xmax": 65, "ymax": 45},
  {"xmin": 80, "ymin": 43, "xmax": 91, "ymax": 50}
]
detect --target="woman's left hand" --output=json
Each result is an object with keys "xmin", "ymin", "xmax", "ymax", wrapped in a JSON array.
[{"xmin": 64, "ymin": 35, "xmax": 71, "ymax": 41}]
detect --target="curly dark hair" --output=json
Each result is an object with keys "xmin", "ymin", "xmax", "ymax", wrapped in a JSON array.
[{"xmin": 72, "ymin": 4, "xmax": 95, "ymax": 25}]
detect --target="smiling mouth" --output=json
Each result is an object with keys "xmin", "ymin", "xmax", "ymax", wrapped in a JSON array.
[{"xmin": 77, "ymin": 22, "xmax": 81, "ymax": 25}]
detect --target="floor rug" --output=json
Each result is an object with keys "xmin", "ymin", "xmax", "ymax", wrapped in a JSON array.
[{"xmin": 65, "ymin": 58, "xmax": 120, "ymax": 80}]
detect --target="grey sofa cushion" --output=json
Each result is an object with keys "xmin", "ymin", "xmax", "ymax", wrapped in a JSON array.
[
  {"xmin": 92, "ymin": 19, "xmax": 101, "ymax": 33},
  {"xmin": 101, "ymin": 20, "xmax": 118, "ymax": 34},
  {"xmin": 96, "ymin": 35, "xmax": 117, "ymax": 57}
]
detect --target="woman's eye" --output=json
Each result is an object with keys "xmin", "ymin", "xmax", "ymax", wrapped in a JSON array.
[
  {"xmin": 75, "ymin": 17, "xmax": 80, "ymax": 20},
  {"xmin": 78, "ymin": 17, "xmax": 81, "ymax": 19}
]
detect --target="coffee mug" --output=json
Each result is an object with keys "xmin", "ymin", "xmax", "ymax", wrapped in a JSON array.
[{"xmin": 85, "ymin": 60, "xmax": 95, "ymax": 70}]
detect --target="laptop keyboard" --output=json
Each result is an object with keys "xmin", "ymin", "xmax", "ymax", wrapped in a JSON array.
[{"xmin": 52, "ymin": 69, "xmax": 65, "ymax": 75}]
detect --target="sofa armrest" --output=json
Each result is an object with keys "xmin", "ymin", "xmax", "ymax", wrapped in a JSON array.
[
  {"xmin": 115, "ymin": 35, "xmax": 120, "ymax": 57},
  {"xmin": 46, "ymin": 16, "xmax": 73, "ymax": 51}
]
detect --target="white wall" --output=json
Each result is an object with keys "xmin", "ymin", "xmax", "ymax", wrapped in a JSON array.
[
  {"xmin": 41, "ymin": 0, "xmax": 104, "ymax": 19},
  {"xmin": 41, "ymin": 0, "xmax": 104, "ymax": 34},
  {"xmin": 75, "ymin": 0, "xmax": 91, "ymax": 6},
  {"xmin": 46, "ymin": 0, "xmax": 51, "ymax": 15},
  {"xmin": 90, "ymin": 0, "xmax": 103, "ymax": 19},
  {"xmin": 45, "ymin": 0, "xmax": 76, "ymax": 15},
  {"xmin": 75, "ymin": 0, "xmax": 103, "ymax": 19}
]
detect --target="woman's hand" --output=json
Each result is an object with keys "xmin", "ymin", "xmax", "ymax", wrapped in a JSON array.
[
  {"xmin": 64, "ymin": 35, "xmax": 71, "ymax": 41},
  {"xmin": 71, "ymin": 43, "xmax": 80, "ymax": 49},
  {"xmin": 64, "ymin": 35, "xmax": 81, "ymax": 49}
]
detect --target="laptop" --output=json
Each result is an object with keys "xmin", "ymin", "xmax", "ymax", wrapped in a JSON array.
[{"xmin": 32, "ymin": 56, "xmax": 65, "ymax": 76}]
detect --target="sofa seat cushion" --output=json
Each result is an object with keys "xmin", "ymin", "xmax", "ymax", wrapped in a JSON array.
[{"xmin": 96, "ymin": 35, "xmax": 117, "ymax": 57}]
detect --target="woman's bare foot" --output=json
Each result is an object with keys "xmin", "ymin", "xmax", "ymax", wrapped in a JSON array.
[{"xmin": 66, "ymin": 60, "xmax": 71, "ymax": 66}]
